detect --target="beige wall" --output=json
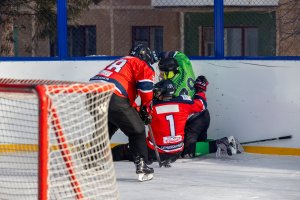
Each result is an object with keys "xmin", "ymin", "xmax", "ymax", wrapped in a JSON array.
[
  {"xmin": 85, "ymin": 0, "xmax": 181, "ymax": 56},
  {"xmin": 113, "ymin": 9, "xmax": 180, "ymax": 55},
  {"xmin": 276, "ymin": 0, "xmax": 300, "ymax": 56},
  {"xmin": 73, "ymin": 9, "xmax": 112, "ymax": 55}
]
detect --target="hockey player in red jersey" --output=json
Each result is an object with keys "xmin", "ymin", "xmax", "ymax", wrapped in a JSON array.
[
  {"xmin": 148, "ymin": 77, "xmax": 243, "ymax": 162},
  {"xmin": 111, "ymin": 78, "xmax": 242, "ymax": 167},
  {"xmin": 89, "ymin": 43, "xmax": 158, "ymax": 181},
  {"xmin": 146, "ymin": 79, "xmax": 206, "ymax": 158}
]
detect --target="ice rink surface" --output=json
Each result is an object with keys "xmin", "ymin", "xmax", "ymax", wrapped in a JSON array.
[{"xmin": 114, "ymin": 153, "xmax": 300, "ymax": 200}]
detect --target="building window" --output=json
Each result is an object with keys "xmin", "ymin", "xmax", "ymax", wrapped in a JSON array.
[
  {"xmin": 200, "ymin": 26, "xmax": 258, "ymax": 56},
  {"xmin": 132, "ymin": 26, "xmax": 163, "ymax": 54},
  {"xmin": 200, "ymin": 27, "xmax": 214, "ymax": 56},
  {"xmin": 50, "ymin": 25, "xmax": 96, "ymax": 57},
  {"xmin": 68, "ymin": 25, "xmax": 96, "ymax": 56}
]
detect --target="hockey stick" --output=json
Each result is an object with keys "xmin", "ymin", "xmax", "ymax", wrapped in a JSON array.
[
  {"xmin": 147, "ymin": 125, "xmax": 164, "ymax": 168},
  {"xmin": 241, "ymin": 135, "xmax": 292, "ymax": 145}
]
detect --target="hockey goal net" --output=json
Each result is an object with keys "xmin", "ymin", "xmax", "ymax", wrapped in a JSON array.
[{"xmin": 0, "ymin": 78, "xmax": 119, "ymax": 200}]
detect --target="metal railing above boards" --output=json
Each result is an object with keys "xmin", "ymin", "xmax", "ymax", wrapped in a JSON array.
[{"xmin": 0, "ymin": 0, "xmax": 299, "ymax": 61}]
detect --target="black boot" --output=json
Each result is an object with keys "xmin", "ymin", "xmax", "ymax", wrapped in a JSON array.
[{"xmin": 134, "ymin": 156, "xmax": 154, "ymax": 174}]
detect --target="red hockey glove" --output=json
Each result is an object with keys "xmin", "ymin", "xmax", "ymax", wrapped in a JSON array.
[
  {"xmin": 194, "ymin": 75, "xmax": 209, "ymax": 92},
  {"xmin": 139, "ymin": 102, "xmax": 153, "ymax": 125}
]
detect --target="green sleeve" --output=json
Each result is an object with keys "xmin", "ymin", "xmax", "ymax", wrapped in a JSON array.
[{"xmin": 171, "ymin": 52, "xmax": 196, "ymax": 97}]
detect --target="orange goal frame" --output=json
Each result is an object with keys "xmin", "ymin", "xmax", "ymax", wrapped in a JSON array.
[{"xmin": 0, "ymin": 80, "xmax": 115, "ymax": 200}]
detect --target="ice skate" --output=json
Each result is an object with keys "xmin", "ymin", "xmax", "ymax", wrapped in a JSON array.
[
  {"xmin": 134, "ymin": 156, "xmax": 154, "ymax": 182},
  {"xmin": 216, "ymin": 136, "xmax": 244, "ymax": 157},
  {"xmin": 138, "ymin": 173, "xmax": 154, "ymax": 182},
  {"xmin": 227, "ymin": 136, "xmax": 244, "ymax": 155},
  {"xmin": 215, "ymin": 138, "xmax": 229, "ymax": 157}
]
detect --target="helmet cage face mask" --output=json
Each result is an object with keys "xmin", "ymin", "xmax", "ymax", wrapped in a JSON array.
[
  {"xmin": 162, "ymin": 71, "xmax": 175, "ymax": 80},
  {"xmin": 130, "ymin": 44, "xmax": 158, "ymax": 65},
  {"xmin": 153, "ymin": 88, "xmax": 162, "ymax": 100},
  {"xmin": 153, "ymin": 80, "xmax": 176, "ymax": 100},
  {"xmin": 158, "ymin": 57, "xmax": 179, "ymax": 74}
]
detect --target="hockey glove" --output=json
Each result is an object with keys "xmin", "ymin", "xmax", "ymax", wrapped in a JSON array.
[
  {"xmin": 139, "ymin": 103, "xmax": 153, "ymax": 125},
  {"xmin": 194, "ymin": 75, "xmax": 209, "ymax": 92}
]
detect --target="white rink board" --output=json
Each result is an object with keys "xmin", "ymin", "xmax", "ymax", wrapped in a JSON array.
[{"xmin": 0, "ymin": 60, "xmax": 300, "ymax": 148}]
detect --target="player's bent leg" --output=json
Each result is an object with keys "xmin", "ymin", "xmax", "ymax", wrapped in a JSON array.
[
  {"xmin": 111, "ymin": 100, "xmax": 154, "ymax": 180},
  {"xmin": 118, "ymin": 106, "xmax": 149, "ymax": 160},
  {"xmin": 182, "ymin": 133, "xmax": 198, "ymax": 158}
]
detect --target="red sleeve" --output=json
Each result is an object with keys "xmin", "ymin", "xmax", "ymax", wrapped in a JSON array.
[
  {"xmin": 134, "ymin": 59, "xmax": 155, "ymax": 106},
  {"xmin": 195, "ymin": 91, "xmax": 207, "ymax": 101}
]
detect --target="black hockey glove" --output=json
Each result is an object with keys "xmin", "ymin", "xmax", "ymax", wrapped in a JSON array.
[
  {"xmin": 194, "ymin": 75, "xmax": 209, "ymax": 92},
  {"xmin": 139, "ymin": 104, "xmax": 152, "ymax": 125}
]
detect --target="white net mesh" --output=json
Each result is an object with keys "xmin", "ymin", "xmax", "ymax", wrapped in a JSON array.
[{"xmin": 0, "ymin": 78, "xmax": 119, "ymax": 200}]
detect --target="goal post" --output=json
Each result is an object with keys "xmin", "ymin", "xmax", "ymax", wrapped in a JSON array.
[{"xmin": 0, "ymin": 78, "xmax": 119, "ymax": 200}]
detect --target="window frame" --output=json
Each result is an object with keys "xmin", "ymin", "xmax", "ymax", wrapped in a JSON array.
[
  {"xmin": 132, "ymin": 26, "xmax": 163, "ymax": 53},
  {"xmin": 200, "ymin": 26, "xmax": 259, "ymax": 57}
]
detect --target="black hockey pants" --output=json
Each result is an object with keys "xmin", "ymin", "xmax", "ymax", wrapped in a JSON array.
[
  {"xmin": 183, "ymin": 109, "xmax": 211, "ymax": 156},
  {"xmin": 108, "ymin": 94, "xmax": 148, "ymax": 161},
  {"xmin": 112, "ymin": 143, "xmax": 181, "ymax": 164}
]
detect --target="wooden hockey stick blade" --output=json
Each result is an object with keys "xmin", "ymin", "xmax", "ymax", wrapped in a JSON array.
[{"xmin": 241, "ymin": 135, "xmax": 292, "ymax": 145}]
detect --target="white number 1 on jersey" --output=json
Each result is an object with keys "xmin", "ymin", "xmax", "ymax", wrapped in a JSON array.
[{"xmin": 166, "ymin": 115, "xmax": 175, "ymax": 137}]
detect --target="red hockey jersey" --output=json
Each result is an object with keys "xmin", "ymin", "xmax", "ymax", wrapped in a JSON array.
[
  {"xmin": 147, "ymin": 93, "xmax": 207, "ymax": 154},
  {"xmin": 90, "ymin": 56, "xmax": 155, "ymax": 106}
]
